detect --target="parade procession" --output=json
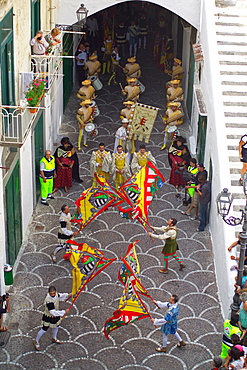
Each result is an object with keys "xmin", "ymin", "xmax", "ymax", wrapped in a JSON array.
[{"xmin": 2, "ymin": 0, "xmax": 243, "ymax": 369}]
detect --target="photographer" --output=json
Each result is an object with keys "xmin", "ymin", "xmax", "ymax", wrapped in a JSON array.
[
  {"xmin": 30, "ymin": 30, "xmax": 49, "ymax": 72},
  {"xmin": 0, "ymin": 293, "xmax": 10, "ymax": 331}
]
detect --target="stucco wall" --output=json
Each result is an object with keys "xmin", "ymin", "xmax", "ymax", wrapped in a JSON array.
[
  {"xmin": 58, "ymin": 0, "xmax": 201, "ymax": 30},
  {"xmin": 199, "ymin": 0, "xmax": 235, "ymax": 318}
]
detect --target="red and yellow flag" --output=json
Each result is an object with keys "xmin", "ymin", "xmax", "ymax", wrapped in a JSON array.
[{"xmin": 104, "ymin": 276, "xmax": 151, "ymax": 339}]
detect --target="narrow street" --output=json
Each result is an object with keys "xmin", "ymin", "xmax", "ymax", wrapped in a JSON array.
[{"xmin": 2, "ymin": 45, "xmax": 223, "ymax": 369}]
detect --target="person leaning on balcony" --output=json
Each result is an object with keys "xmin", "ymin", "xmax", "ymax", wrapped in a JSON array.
[
  {"xmin": 45, "ymin": 28, "xmax": 61, "ymax": 54},
  {"xmin": 39, "ymin": 150, "xmax": 56, "ymax": 206},
  {"xmin": 30, "ymin": 30, "xmax": 49, "ymax": 72},
  {"xmin": 239, "ymin": 134, "xmax": 247, "ymax": 186}
]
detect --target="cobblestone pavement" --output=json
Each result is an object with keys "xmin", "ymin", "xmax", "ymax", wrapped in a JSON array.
[{"xmin": 1, "ymin": 48, "xmax": 223, "ymax": 369}]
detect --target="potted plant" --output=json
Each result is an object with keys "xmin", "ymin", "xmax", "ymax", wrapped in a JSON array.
[{"xmin": 25, "ymin": 78, "xmax": 46, "ymax": 113}]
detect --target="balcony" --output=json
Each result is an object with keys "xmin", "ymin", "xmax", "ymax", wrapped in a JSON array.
[{"xmin": 0, "ymin": 33, "xmax": 65, "ymax": 147}]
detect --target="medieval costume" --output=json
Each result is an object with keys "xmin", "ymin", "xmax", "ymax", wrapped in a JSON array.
[
  {"xmin": 122, "ymin": 78, "xmax": 140, "ymax": 103},
  {"xmin": 131, "ymin": 149, "xmax": 156, "ymax": 173},
  {"xmin": 90, "ymin": 147, "xmax": 112, "ymax": 186},
  {"xmin": 110, "ymin": 150, "xmax": 131, "ymax": 190},
  {"xmin": 76, "ymin": 79, "xmax": 95, "ymax": 101},
  {"xmin": 168, "ymin": 136, "xmax": 191, "ymax": 188},
  {"xmin": 54, "ymin": 137, "xmax": 82, "ymax": 183},
  {"xmin": 124, "ymin": 56, "xmax": 141, "ymax": 83}
]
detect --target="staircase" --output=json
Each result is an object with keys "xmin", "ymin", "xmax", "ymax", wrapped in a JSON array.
[{"xmin": 215, "ymin": 0, "xmax": 247, "ymax": 221}]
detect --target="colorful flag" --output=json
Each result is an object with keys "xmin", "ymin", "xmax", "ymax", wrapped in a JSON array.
[
  {"xmin": 72, "ymin": 181, "xmax": 121, "ymax": 228},
  {"xmin": 118, "ymin": 161, "xmax": 165, "ymax": 225},
  {"xmin": 65, "ymin": 240, "xmax": 116, "ymax": 297},
  {"xmin": 104, "ymin": 276, "xmax": 151, "ymax": 339},
  {"xmin": 118, "ymin": 240, "xmax": 140, "ymax": 285}
]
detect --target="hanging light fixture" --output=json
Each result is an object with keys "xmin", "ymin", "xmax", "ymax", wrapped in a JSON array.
[
  {"xmin": 76, "ymin": 4, "xmax": 88, "ymax": 25},
  {"xmin": 216, "ymin": 188, "xmax": 233, "ymax": 217}
]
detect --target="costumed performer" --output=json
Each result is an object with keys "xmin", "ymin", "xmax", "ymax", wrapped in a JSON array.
[
  {"xmin": 110, "ymin": 145, "xmax": 131, "ymax": 190},
  {"xmin": 54, "ymin": 137, "xmax": 83, "ymax": 183},
  {"xmin": 50, "ymin": 204, "xmax": 80, "ymax": 263},
  {"xmin": 150, "ymin": 294, "xmax": 186, "ymax": 352},
  {"xmin": 148, "ymin": 218, "xmax": 185, "ymax": 274},
  {"xmin": 33, "ymin": 285, "xmax": 72, "ymax": 351},
  {"xmin": 165, "ymin": 58, "xmax": 184, "ymax": 88},
  {"xmin": 114, "ymin": 118, "xmax": 129, "ymax": 153},
  {"xmin": 168, "ymin": 136, "xmax": 191, "ymax": 189},
  {"xmin": 161, "ymin": 102, "xmax": 184, "ymax": 150},
  {"xmin": 76, "ymin": 79, "xmax": 95, "ymax": 102},
  {"xmin": 76, "ymin": 99, "xmax": 94, "ymax": 150},
  {"xmin": 84, "ymin": 53, "xmax": 101, "ymax": 78},
  {"xmin": 166, "ymin": 80, "xmax": 184, "ymax": 105},
  {"xmin": 90, "ymin": 142, "xmax": 112, "ymax": 186},
  {"xmin": 131, "ymin": 144, "xmax": 156, "ymax": 174},
  {"xmin": 123, "ymin": 56, "xmax": 141, "ymax": 83},
  {"xmin": 122, "ymin": 78, "xmax": 140, "ymax": 103}
]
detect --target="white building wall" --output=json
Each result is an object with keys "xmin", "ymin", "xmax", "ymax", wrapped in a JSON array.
[
  {"xmin": 19, "ymin": 134, "xmax": 34, "ymax": 234},
  {"xmin": 196, "ymin": 0, "xmax": 235, "ymax": 318},
  {"xmin": 0, "ymin": 148, "xmax": 6, "ymax": 294},
  {"xmin": 181, "ymin": 26, "xmax": 191, "ymax": 101}
]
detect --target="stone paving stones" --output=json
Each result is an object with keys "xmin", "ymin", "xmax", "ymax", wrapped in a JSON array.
[{"xmin": 3, "ymin": 48, "xmax": 224, "ymax": 369}]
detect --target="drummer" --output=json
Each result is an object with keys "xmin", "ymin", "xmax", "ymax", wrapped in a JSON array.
[
  {"xmin": 122, "ymin": 78, "xmax": 140, "ymax": 103},
  {"xmin": 161, "ymin": 102, "xmax": 184, "ymax": 150},
  {"xmin": 76, "ymin": 79, "xmax": 96, "ymax": 102},
  {"xmin": 165, "ymin": 58, "xmax": 184, "ymax": 89},
  {"xmin": 76, "ymin": 99, "xmax": 94, "ymax": 150},
  {"xmin": 124, "ymin": 56, "xmax": 141, "ymax": 83},
  {"xmin": 84, "ymin": 53, "xmax": 101, "ymax": 78},
  {"xmin": 120, "ymin": 101, "xmax": 135, "ymax": 120},
  {"xmin": 166, "ymin": 79, "xmax": 184, "ymax": 105}
]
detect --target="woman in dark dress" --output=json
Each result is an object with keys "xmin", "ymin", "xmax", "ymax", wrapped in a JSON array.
[
  {"xmin": 168, "ymin": 136, "xmax": 191, "ymax": 188},
  {"xmin": 54, "ymin": 137, "xmax": 83, "ymax": 183}
]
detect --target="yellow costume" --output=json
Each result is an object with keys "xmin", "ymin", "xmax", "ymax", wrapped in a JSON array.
[
  {"xmin": 131, "ymin": 151, "xmax": 156, "ymax": 173},
  {"xmin": 123, "ymin": 84, "xmax": 140, "ymax": 102},
  {"xmin": 166, "ymin": 80, "xmax": 184, "ymax": 104},
  {"xmin": 77, "ymin": 101, "xmax": 94, "ymax": 149},
  {"xmin": 84, "ymin": 59, "xmax": 101, "ymax": 77},
  {"xmin": 110, "ymin": 152, "xmax": 131, "ymax": 190},
  {"xmin": 77, "ymin": 80, "xmax": 95, "ymax": 101},
  {"xmin": 124, "ymin": 57, "xmax": 141, "ymax": 83},
  {"xmin": 90, "ymin": 149, "xmax": 112, "ymax": 186}
]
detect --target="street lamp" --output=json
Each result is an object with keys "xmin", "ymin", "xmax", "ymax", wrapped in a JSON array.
[
  {"xmin": 216, "ymin": 176, "xmax": 247, "ymax": 313},
  {"xmin": 76, "ymin": 4, "xmax": 88, "ymax": 25}
]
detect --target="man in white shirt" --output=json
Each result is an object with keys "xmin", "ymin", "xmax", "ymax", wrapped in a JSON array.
[
  {"xmin": 33, "ymin": 286, "xmax": 72, "ymax": 350},
  {"xmin": 30, "ymin": 30, "xmax": 49, "ymax": 72},
  {"xmin": 75, "ymin": 44, "xmax": 87, "ymax": 84},
  {"xmin": 50, "ymin": 205, "xmax": 80, "ymax": 263}
]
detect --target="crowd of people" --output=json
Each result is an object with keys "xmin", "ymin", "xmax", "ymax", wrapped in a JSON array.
[{"xmin": 28, "ymin": 5, "xmax": 247, "ymax": 369}]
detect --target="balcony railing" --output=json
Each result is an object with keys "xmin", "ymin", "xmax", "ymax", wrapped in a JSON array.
[{"xmin": 0, "ymin": 33, "xmax": 65, "ymax": 146}]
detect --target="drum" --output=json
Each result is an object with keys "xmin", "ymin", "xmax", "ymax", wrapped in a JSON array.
[
  {"xmin": 85, "ymin": 122, "xmax": 95, "ymax": 133},
  {"xmin": 167, "ymin": 125, "xmax": 179, "ymax": 140},
  {"xmin": 90, "ymin": 75, "xmax": 103, "ymax": 90},
  {"xmin": 135, "ymin": 79, "xmax": 145, "ymax": 93},
  {"xmin": 90, "ymin": 100, "xmax": 100, "ymax": 117}
]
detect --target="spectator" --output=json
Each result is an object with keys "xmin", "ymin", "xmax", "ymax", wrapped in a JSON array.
[
  {"xmin": 220, "ymin": 314, "xmax": 241, "ymax": 359},
  {"xmin": 211, "ymin": 356, "xmax": 223, "ymax": 369},
  {"xmin": 0, "ymin": 293, "xmax": 10, "ymax": 331},
  {"xmin": 196, "ymin": 174, "xmax": 211, "ymax": 232},
  {"xmin": 86, "ymin": 16, "xmax": 98, "ymax": 50},
  {"xmin": 238, "ymin": 134, "xmax": 247, "ymax": 186},
  {"xmin": 30, "ymin": 30, "xmax": 49, "ymax": 72},
  {"xmin": 45, "ymin": 28, "xmax": 61, "ymax": 54},
  {"xmin": 75, "ymin": 44, "xmax": 87, "ymax": 84},
  {"xmin": 53, "ymin": 150, "xmax": 74, "ymax": 193},
  {"xmin": 224, "ymin": 346, "xmax": 244, "ymax": 369}
]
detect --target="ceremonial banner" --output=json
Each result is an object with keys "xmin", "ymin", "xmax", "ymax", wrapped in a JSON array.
[
  {"xmin": 65, "ymin": 240, "xmax": 116, "ymax": 297},
  {"xmin": 118, "ymin": 161, "xmax": 165, "ymax": 226},
  {"xmin": 118, "ymin": 241, "xmax": 140, "ymax": 285},
  {"xmin": 128, "ymin": 103, "xmax": 159, "ymax": 143},
  {"xmin": 104, "ymin": 276, "xmax": 151, "ymax": 339},
  {"xmin": 72, "ymin": 177, "xmax": 122, "ymax": 227}
]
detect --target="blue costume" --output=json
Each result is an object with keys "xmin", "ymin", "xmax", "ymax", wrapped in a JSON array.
[{"xmin": 153, "ymin": 300, "xmax": 184, "ymax": 349}]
